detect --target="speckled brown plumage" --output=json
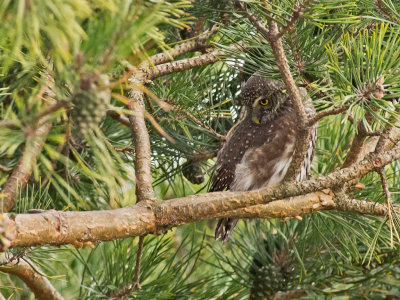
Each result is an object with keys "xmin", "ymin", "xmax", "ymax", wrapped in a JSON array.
[{"xmin": 211, "ymin": 75, "xmax": 316, "ymax": 243}]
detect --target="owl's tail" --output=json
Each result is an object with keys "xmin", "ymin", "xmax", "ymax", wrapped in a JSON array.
[{"xmin": 215, "ymin": 218, "xmax": 238, "ymax": 244}]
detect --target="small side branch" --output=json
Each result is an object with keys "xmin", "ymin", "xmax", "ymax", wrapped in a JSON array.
[
  {"xmin": 277, "ymin": 0, "xmax": 317, "ymax": 39},
  {"xmin": 147, "ymin": 25, "xmax": 218, "ymax": 66},
  {"xmin": 107, "ymin": 110, "xmax": 131, "ymax": 127},
  {"xmin": 307, "ymin": 106, "xmax": 349, "ymax": 126},
  {"xmin": 127, "ymin": 75, "xmax": 156, "ymax": 291},
  {"xmin": 1, "ymin": 122, "xmax": 52, "ymax": 212},
  {"xmin": 128, "ymin": 86, "xmax": 155, "ymax": 202},
  {"xmin": 378, "ymin": 168, "xmax": 400, "ymax": 247},
  {"xmin": 148, "ymin": 43, "xmax": 244, "ymax": 80},
  {"xmin": 160, "ymin": 98, "xmax": 225, "ymax": 140},
  {"xmin": 343, "ymin": 121, "xmax": 369, "ymax": 168},
  {"xmin": 0, "ymin": 255, "xmax": 63, "ymax": 300}
]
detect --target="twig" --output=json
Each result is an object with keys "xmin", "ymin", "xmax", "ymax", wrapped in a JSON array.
[
  {"xmin": 0, "ymin": 249, "xmax": 30, "ymax": 267},
  {"xmin": 108, "ymin": 26, "xmax": 219, "ymax": 89},
  {"xmin": 273, "ymin": 289, "xmax": 307, "ymax": 300},
  {"xmin": 161, "ymin": 98, "xmax": 225, "ymax": 140},
  {"xmin": 0, "ymin": 120, "xmax": 19, "ymax": 130},
  {"xmin": 148, "ymin": 43, "xmax": 245, "ymax": 80},
  {"xmin": 378, "ymin": 168, "xmax": 400, "ymax": 248},
  {"xmin": 143, "ymin": 110, "xmax": 175, "ymax": 144},
  {"xmin": 236, "ymin": 2, "xmax": 271, "ymax": 37},
  {"xmin": 277, "ymin": 0, "xmax": 317, "ymax": 39},
  {"xmin": 307, "ymin": 106, "xmax": 349, "ymax": 126},
  {"xmin": 132, "ymin": 236, "xmax": 145, "ymax": 290},
  {"xmin": 147, "ymin": 25, "xmax": 218, "ymax": 66},
  {"xmin": 35, "ymin": 100, "xmax": 69, "ymax": 125},
  {"xmin": 0, "ymin": 255, "xmax": 63, "ymax": 300},
  {"xmin": 0, "ymin": 164, "xmax": 11, "ymax": 172},
  {"xmin": 1, "ymin": 122, "xmax": 52, "ymax": 212},
  {"xmin": 113, "ymin": 146, "xmax": 135, "ymax": 153},
  {"xmin": 343, "ymin": 121, "xmax": 370, "ymax": 168},
  {"xmin": 186, "ymin": 150, "xmax": 219, "ymax": 163},
  {"xmin": 106, "ymin": 110, "xmax": 131, "ymax": 127}
]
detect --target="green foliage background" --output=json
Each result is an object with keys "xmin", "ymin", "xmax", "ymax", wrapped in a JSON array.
[{"xmin": 2, "ymin": 0, "xmax": 400, "ymax": 299}]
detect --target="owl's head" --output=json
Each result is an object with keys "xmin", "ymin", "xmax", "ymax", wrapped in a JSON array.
[{"xmin": 241, "ymin": 76, "xmax": 289, "ymax": 124}]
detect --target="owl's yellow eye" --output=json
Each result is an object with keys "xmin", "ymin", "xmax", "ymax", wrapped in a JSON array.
[{"xmin": 260, "ymin": 98, "xmax": 269, "ymax": 106}]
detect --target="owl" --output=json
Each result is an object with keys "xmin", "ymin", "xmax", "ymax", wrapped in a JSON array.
[{"xmin": 210, "ymin": 75, "xmax": 317, "ymax": 244}]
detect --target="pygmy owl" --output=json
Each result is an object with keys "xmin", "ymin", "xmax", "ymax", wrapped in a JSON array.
[{"xmin": 210, "ymin": 76, "xmax": 317, "ymax": 244}]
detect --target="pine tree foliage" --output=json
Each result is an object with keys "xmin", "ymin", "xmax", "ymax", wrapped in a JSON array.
[{"xmin": 2, "ymin": 0, "xmax": 400, "ymax": 299}]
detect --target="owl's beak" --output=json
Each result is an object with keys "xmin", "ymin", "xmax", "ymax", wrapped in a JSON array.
[
  {"xmin": 252, "ymin": 99, "xmax": 261, "ymax": 124},
  {"xmin": 252, "ymin": 114, "xmax": 260, "ymax": 124}
]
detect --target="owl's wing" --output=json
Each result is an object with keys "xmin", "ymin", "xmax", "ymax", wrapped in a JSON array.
[
  {"xmin": 209, "ymin": 108, "xmax": 249, "ymax": 192},
  {"xmin": 209, "ymin": 163, "xmax": 235, "ymax": 192}
]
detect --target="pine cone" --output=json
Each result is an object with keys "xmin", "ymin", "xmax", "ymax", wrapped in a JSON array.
[
  {"xmin": 70, "ymin": 74, "xmax": 110, "ymax": 137},
  {"xmin": 182, "ymin": 161, "xmax": 204, "ymax": 184},
  {"xmin": 249, "ymin": 240, "xmax": 296, "ymax": 299}
]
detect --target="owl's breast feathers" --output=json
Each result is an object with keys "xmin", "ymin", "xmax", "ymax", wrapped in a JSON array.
[{"xmin": 210, "ymin": 109, "xmax": 297, "ymax": 192}]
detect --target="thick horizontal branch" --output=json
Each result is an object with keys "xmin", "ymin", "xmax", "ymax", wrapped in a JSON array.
[
  {"xmin": 1, "ymin": 141, "xmax": 399, "ymax": 249},
  {"xmin": 7, "ymin": 203, "xmax": 155, "ymax": 249},
  {"xmin": 2, "ymin": 188, "xmax": 390, "ymax": 250}
]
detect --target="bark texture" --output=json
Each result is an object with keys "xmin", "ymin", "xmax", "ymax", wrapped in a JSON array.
[
  {"xmin": 1, "ymin": 123, "xmax": 52, "ymax": 212},
  {"xmin": 0, "ymin": 255, "xmax": 63, "ymax": 300}
]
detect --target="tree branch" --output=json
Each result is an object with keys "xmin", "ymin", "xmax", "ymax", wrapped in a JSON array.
[
  {"xmin": 307, "ymin": 106, "xmax": 349, "ymax": 126},
  {"xmin": 343, "ymin": 121, "xmax": 370, "ymax": 168},
  {"xmin": 0, "ymin": 254, "xmax": 63, "ymax": 300},
  {"xmin": 127, "ymin": 73, "xmax": 156, "ymax": 291},
  {"xmin": 277, "ymin": 0, "xmax": 317, "ymax": 39},
  {"xmin": 107, "ymin": 110, "xmax": 131, "ymax": 127},
  {"xmin": 127, "ymin": 88, "xmax": 154, "ymax": 202},
  {"xmin": 4, "ymin": 143, "xmax": 400, "ymax": 250},
  {"xmin": 1, "ymin": 122, "xmax": 52, "ymax": 212},
  {"xmin": 160, "ymin": 98, "xmax": 226, "ymax": 140},
  {"xmin": 147, "ymin": 25, "xmax": 218, "ymax": 66},
  {"xmin": 148, "ymin": 43, "xmax": 244, "ymax": 80}
]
